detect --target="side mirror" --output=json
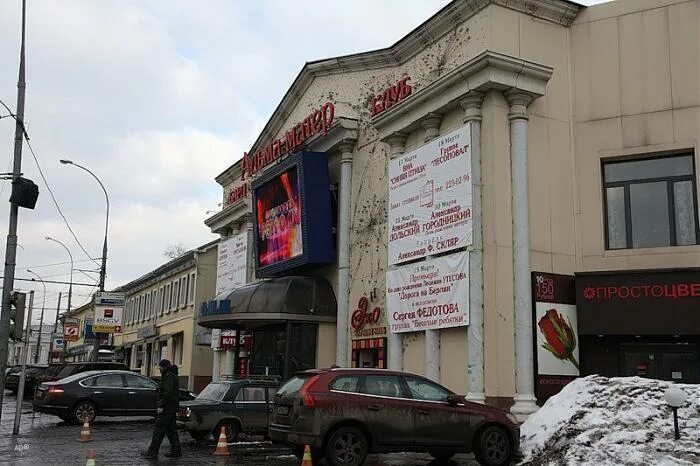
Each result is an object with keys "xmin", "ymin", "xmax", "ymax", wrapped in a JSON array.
[{"xmin": 447, "ymin": 394, "xmax": 465, "ymax": 406}]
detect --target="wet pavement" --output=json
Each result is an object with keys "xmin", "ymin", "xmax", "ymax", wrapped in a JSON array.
[{"xmin": 0, "ymin": 391, "xmax": 479, "ymax": 465}]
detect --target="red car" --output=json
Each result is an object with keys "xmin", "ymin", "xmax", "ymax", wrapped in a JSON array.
[{"xmin": 269, "ymin": 368, "xmax": 520, "ymax": 466}]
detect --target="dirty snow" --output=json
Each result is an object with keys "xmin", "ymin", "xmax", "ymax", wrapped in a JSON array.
[{"xmin": 519, "ymin": 375, "xmax": 700, "ymax": 465}]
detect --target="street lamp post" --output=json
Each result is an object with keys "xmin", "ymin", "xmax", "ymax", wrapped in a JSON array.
[
  {"xmin": 60, "ymin": 159, "xmax": 109, "ymax": 362},
  {"xmin": 45, "ymin": 236, "xmax": 73, "ymax": 315},
  {"xmin": 26, "ymin": 269, "xmax": 46, "ymax": 364}
]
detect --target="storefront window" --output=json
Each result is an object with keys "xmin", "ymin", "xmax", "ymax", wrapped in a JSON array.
[
  {"xmin": 603, "ymin": 153, "xmax": 698, "ymax": 249},
  {"xmin": 250, "ymin": 323, "xmax": 316, "ymax": 380}
]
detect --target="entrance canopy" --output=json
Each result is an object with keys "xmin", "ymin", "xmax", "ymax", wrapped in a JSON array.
[{"xmin": 199, "ymin": 275, "xmax": 337, "ymax": 329}]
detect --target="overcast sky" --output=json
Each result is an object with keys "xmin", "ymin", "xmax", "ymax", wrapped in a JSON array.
[{"xmin": 0, "ymin": 0, "xmax": 611, "ymax": 324}]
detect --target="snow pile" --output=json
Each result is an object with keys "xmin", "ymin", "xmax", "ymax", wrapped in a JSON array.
[{"xmin": 519, "ymin": 375, "xmax": 700, "ymax": 465}]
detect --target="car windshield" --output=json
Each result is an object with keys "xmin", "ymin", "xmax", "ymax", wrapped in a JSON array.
[
  {"xmin": 196, "ymin": 383, "xmax": 230, "ymax": 401},
  {"xmin": 276, "ymin": 375, "xmax": 312, "ymax": 397}
]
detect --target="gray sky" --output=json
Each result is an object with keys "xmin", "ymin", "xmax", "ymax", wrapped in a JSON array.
[{"xmin": 0, "ymin": 0, "xmax": 612, "ymax": 324}]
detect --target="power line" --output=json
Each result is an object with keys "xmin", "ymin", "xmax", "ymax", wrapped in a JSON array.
[
  {"xmin": 23, "ymin": 136, "xmax": 101, "ymax": 269},
  {"xmin": 1, "ymin": 276, "xmax": 98, "ymax": 287},
  {"xmin": 16, "ymin": 258, "xmax": 101, "ymax": 269}
]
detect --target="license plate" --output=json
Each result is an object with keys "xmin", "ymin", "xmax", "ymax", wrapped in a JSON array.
[{"xmin": 276, "ymin": 406, "xmax": 289, "ymax": 416}]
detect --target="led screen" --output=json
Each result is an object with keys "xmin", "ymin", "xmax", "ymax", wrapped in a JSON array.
[{"xmin": 254, "ymin": 166, "xmax": 303, "ymax": 267}]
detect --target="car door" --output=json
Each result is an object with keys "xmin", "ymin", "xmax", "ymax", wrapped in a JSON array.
[
  {"xmin": 402, "ymin": 375, "xmax": 471, "ymax": 448},
  {"xmin": 233, "ymin": 385, "xmax": 269, "ymax": 433},
  {"xmin": 86, "ymin": 373, "xmax": 128, "ymax": 415},
  {"xmin": 123, "ymin": 374, "xmax": 158, "ymax": 415},
  {"xmin": 358, "ymin": 374, "xmax": 414, "ymax": 447}
]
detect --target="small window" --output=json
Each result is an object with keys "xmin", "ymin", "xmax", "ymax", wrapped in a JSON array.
[
  {"xmin": 362, "ymin": 375, "xmax": 403, "ymax": 398},
  {"xmin": 404, "ymin": 376, "xmax": 450, "ymax": 402},
  {"xmin": 603, "ymin": 154, "xmax": 698, "ymax": 249},
  {"xmin": 235, "ymin": 386, "xmax": 267, "ymax": 402},
  {"xmin": 330, "ymin": 376, "xmax": 360, "ymax": 393},
  {"xmin": 93, "ymin": 374, "xmax": 125, "ymax": 388}
]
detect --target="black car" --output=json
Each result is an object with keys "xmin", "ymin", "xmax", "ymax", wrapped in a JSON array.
[
  {"xmin": 34, "ymin": 370, "xmax": 159, "ymax": 424},
  {"xmin": 5, "ymin": 365, "xmax": 49, "ymax": 397},
  {"xmin": 49, "ymin": 362, "xmax": 131, "ymax": 383},
  {"xmin": 177, "ymin": 379, "xmax": 280, "ymax": 442}
]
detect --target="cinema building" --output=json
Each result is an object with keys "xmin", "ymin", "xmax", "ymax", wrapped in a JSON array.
[{"xmin": 204, "ymin": 0, "xmax": 700, "ymax": 417}]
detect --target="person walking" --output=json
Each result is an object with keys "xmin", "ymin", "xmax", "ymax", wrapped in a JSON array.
[{"xmin": 141, "ymin": 359, "xmax": 182, "ymax": 459}]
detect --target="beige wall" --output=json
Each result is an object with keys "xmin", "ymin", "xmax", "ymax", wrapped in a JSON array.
[
  {"xmin": 571, "ymin": 0, "xmax": 700, "ymax": 272},
  {"xmin": 316, "ymin": 322, "xmax": 337, "ymax": 368}
]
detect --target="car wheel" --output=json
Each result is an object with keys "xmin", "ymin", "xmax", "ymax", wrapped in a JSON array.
[
  {"xmin": 72, "ymin": 400, "xmax": 97, "ymax": 424},
  {"xmin": 473, "ymin": 425, "xmax": 512, "ymax": 466},
  {"xmin": 325, "ymin": 426, "xmax": 368, "ymax": 466},
  {"xmin": 216, "ymin": 420, "xmax": 240, "ymax": 443},
  {"xmin": 430, "ymin": 450, "xmax": 457, "ymax": 462},
  {"xmin": 188, "ymin": 431, "xmax": 208, "ymax": 442}
]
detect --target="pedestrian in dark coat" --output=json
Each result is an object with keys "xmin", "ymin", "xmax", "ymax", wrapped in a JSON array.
[{"xmin": 141, "ymin": 359, "xmax": 182, "ymax": 459}]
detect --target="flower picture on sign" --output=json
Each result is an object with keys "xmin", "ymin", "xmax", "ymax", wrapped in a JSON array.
[
  {"xmin": 386, "ymin": 251, "xmax": 469, "ymax": 333},
  {"xmin": 535, "ymin": 303, "xmax": 579, "ymax": 376},
  {"xmin": 388, "ymin": 125, "xmax": 472, "ymax": 265}
]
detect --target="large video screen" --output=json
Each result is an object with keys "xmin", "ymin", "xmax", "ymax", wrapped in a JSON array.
[{"xmin": 254, "ymin": 166, "xmax": 303, "ymax": 267}]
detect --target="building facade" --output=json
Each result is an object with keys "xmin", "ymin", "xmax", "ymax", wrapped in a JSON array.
[
  {"xmin": 204, "ymin": 0, "xmax": 699, "ymax": 418},
  {"xmin": 112, "ymin": 242, "xmax": 218, "ymax": 392},
  {"xmin": 7, "ymin": 324, "xmax": 54, "ymax": 366},
  {"xmin": 63, "ymin": 302, "xmax": 107, "ymax": 362}
]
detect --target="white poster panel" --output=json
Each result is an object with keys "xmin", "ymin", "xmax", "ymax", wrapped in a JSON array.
[
  {"xmin": 216, "ymin": 232, "xmax": 248, "ymax": 294},
  {"xmin": 535, "ymin": 302, "xmax": 580, "ymax": 376},
  {"xmin": 386, "ymin": 251, "xmax": 469, "ymax": 333},
  {"xmin": 93, "ymin": 306, "xmax": 124, "ymax": 334},
  {"xmin": 210, "ymin": 328, "xmax": 221, "ymax": 349},
  {"xmin": 388, "ymin": 125, "xmax": 472, "ymax": 265}
]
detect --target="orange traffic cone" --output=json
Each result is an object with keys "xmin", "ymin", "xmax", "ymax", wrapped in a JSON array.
[
  {"xmin": 85, "ymin": 448, "xmax": 96, "ymax": 466},
  {"xmin": 79, "ymin": 419, "xmax": 92, "ymax": 442},
  {"xmin": 213, "ymin": 425, "xmax": 230, "ymax": 456},
  {"xmin": 301, "ymin": 445, "xmax": 313, "ymax": 466}
]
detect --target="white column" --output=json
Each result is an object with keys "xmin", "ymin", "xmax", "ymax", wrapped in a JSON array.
[
  {"xmin": 506, "ymin": 90, "xmax": 538, "ymax": 420},
  {"xmin": 246, "ymin": 218, "xmax": 255, "ymax": 283},
  {"xmin": 336, "ymin": 139, "xmax": 356, "ymax": 367},
  {"xmin": 421, "ymin": 113, "xmax": 443, "ymax": 382},
  {"xmin": 212, "ymin": 349, "xmax": 221, "ymax": 382},
  {"xmin": 460, "ymin": 92, "xmax": 486, "ymax": 404},
  {"xmin": 224, "ymin": 349, "xmax": 235, "ymax": 378},
  {"xmin": 385, "ymin": 132, "xmax": 408, "ymax": 372}
]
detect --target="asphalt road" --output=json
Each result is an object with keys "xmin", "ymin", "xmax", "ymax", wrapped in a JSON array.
[{"xmin": 0, "ymin": 390, "xmax": 480, "ymax": 465}]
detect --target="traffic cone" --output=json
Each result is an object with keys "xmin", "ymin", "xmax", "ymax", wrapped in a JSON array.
[
  {"xmin": 213, "ymin": 425, "xmax": 230, "ymax": 456},
  {"xmin": 79, "ymin": 419, "xmax": 92, "ymax": 442},
  {"xmin": 85, "ymin": 448, "xmax": 96, "ymax": 466},
  {"xmin": 301, "ymin": 445, "xmax": 313, "ymax": 466}
]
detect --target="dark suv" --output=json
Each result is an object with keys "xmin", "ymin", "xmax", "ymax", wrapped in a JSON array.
[
  {"xmin": 269, "ymin": 368, "xmax": 520, "ymax": 466},
  {"xmin": 49, "ymin": 362, "xmax": 130, "ymax": 382},
  {"xmin": 5, "ymin": 365, "xmax": 49, "ymax": 397}
]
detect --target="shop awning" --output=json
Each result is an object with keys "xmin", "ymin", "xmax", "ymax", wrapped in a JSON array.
[{"xmin": 198, "ymin": 275, "xmax": 337, "ymax": 329}]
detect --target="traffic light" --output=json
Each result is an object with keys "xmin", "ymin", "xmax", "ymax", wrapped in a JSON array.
[{"xmin": 9, "ymin": 291, "xmax": 26, "ymax": 341}]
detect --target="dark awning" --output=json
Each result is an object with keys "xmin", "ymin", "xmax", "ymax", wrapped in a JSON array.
[{"xmin": 198, "ymin": 275, "xmax": 337, "ymax": 329}]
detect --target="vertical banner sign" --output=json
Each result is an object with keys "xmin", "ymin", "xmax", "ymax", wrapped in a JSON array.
[
  {"xmin": 386, "ymin": 251, "xmax": 469, "ymax": 333},
  {"xmin": 532, "ymin": 272, "xmax": 579, "ymax": 401},
  {"xmin": 210, "ymin": 328, "xmax": 221, "ymax": 349},
  {"xmin": 388, "ymin": 125, "xmax": 472, "ymax": 265},
  {"xmin": 216, "ymin": 232, "xmax": 248, "ymax": 294},
  {"xmin": 93, "ymin": 292, "xmax": 126, "ymax": 334},
  {"xmin": 63, "ymin": 319, "xmax": 80, "ymax": 342}
]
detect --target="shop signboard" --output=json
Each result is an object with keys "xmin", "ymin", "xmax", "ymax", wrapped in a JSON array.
[
  {"xmin": 576, "ymin": 269, "xmax": 700, "ymax": 335},
  {"xmin": 64, "ymin": 320, "xmax": 79, "ymax": 342},
  {"xmin": 84, "ymin": 317, "xmax": 95, "ymax": 340},
  {"xmin": 221, "ymin": 330, "xmax": 237, "ymax": 350},
  {"xmin": 350, "ymin": 296, "xmax": 387, "ymax": 338},
  {"xmin": 252, "ymin": 151, "xmax": 334, "ymax": 277},
  {"xmin": 216, "ymin": 232, "xmax": 248, "ymax": 294},
  {"xmin": 53, "ymin": 336, "xmax": 65, "ymax": 350},
  {"xmin": 388, "ymin": 125, "xmax": 472, "ymax": 266},
  {"xmin": 210, "ymin": 329, "xmax": 221, "ymax": 349},
  {"xmin": 532, "ymin": 272, "xmax": 579, "ymax": 401},
  {"xmin": 386, "ymin": 251, "xmax": 469, "ymax": 333}
]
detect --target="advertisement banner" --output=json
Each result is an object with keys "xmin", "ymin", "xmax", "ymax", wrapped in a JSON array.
[
  {"xmin": 94, "ymin": 291, "xmax": 126, "ymax": 307},
  {"xmin": 216, "ymin": 232, "xmax": 248, "ymax": 294},
  {"xmin": 93, "ymin": 306, "xmax": 123, "ymax": 334},
  {"xmin": 53, "ymin": 336, "xmax": 65, "ymax": 349},
  {"xmin": 388, "ymin": 125, "xmax": 472, "ymax": 266},
  {"xmin": 386, "ymin": 251, "xmax": 469, "ymax": 333},
  {"xmin": 532, "ymin": 272, "xmax": 579, "ymax": 401},
  {"xmin": 254, "ymin": 166, "xmax": 303, "ymax": 267},
  {"xmin": 64, "ymin": 322, "xmax": 79, "ymax": 342},
  {"xmin": 84, "ymin": 316, "xmax": 95, "ymax": 340},
  {"xmin": 210, "ymin": 328, "xmax": 221, "ymax": 349}
]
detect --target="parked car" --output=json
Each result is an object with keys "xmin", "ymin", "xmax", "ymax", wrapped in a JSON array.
[
  {"xmin": 5, "ymin": 365, "xmax": 49, "ymax": 397},
  {"xmin": 49, "ymin": 362, "xmax": 131, "ymax": 382},
  {"xmin": 177, "ymin": 378, "xmax": 280, "ymax": 442},
  {"xmin": 269, "ymin": 368, "xmax": 521, "ymax": 466},
  {"xmin": 33, "ymin": 370, "xmax": 159, "ymax": 424}
]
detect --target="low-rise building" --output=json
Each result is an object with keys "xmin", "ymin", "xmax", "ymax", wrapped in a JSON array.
[{"xmin": 113, "ymin": 241, "xmax": 218, "ymax": 392}]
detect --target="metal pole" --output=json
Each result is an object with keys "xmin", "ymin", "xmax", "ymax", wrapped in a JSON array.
[
  {"xmin": 51, "ymin": 292, "xmax": 62, "ymax": 362},
  {"xmin": 13, "ymin": 291, "xmax": 33, "ymax": 435},
  {"xmin": 673, "ymin": 407, "xmax": 680, "ymax": 440},
  {"xmin": 26, "ymin": 271, "xmax": 46, "ymax": 364},
  {"xmin": 0, "ymin": 0, "xmax": 27, "ymax": 422}
]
